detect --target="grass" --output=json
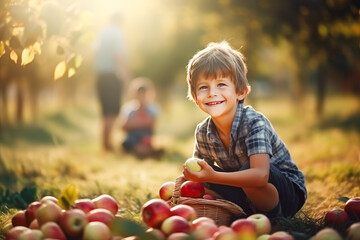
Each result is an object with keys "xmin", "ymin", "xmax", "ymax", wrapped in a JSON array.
[{"xmin": 0, "ymin": 93, "xmax": 359, "ymax": 238}]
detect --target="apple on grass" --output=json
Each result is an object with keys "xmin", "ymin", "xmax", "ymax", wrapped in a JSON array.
[
  {"xmin": 191, "ymin": 216, "xmax": 216, "ymax": 229},
  {"xmin": 12, "ymin": 210, "xmax": 28, "ymax": 227},
  {"xmin": 313, "ymin": 228, "xmax": 341, "ymax": 240},
  {"xmin": 170, "ymin": 204, "xmax": 197, "ymax": 221},
  {"xmin": 40, "ymin": 222, "xmax": 66, "ymax": 240},
  {"xmin": 35, "ymin": 201, "xmax": 62, "ymax": 226},
  {"xmin": 6, "ymin": 226, "xmax": 29, "ymax": 240},
  {"xmin": 146, "ymin": 228, "xmax": 166, "ymax": 240},
  {"xmin": 161, "ymin": 216, "xmax": 191, "ymax": 236},
  {"xmin": 167, "ymin": 232, "xmax": 191, "ymax": 240},
  {"xmin": 83, "ymin": 221, "xmax": 112, "ymax": 240},
  {"xmin": 73, "ymin": 198, "xmax": 96, "ymax": 214},
  {"xmin": 92, "ymin": 194, "xmax": 119, "ymax": 215},
  {"xmin": 269, "ymin": 231, "xmax": 294, "ymax": 240},
  {"xmin": 159, "ymin": 182, "xmax": 175, "ymax": 201},
  {"xmin": 141, "ymin": 199, "xmax": 171, "ymax": 228},
  {"xmin": 39, "ymin": 196, "xmax": 58, "ymax": 204},
  {"xmin": 29, "ymin": 219, "xmax": 39, "ymax": 229},
  {"xmin": 192, "ymin": 221, "xmax": 218, "ymax": 239},
  {"xmin": 180, "ymin": 181, "xmax": 205, "ymax": 198},
  {"xmin": 230, "ymin": 218, "xmax": 257, "ymax": 239},
  {"xmin": 185, "ymin": 157, "xmax": 202, "ymax": 172},
  {"xmin": 87, "ymin": 208, "xmax": 114, "ymax": 227},
  {"xmin": 346, "ymin": 222, "xmax": 360, "ymax": 240},
  {"xmin": 247, "ymin": 213, "xmax": 271, "ymax": 236},
  {"xmin": 25, "ymin": 201, "xmax": 41, "ymax": 224},
  {"xmin": 59, "ymin": 209, "xmax": 88, "ymax": 237},
  {"xmin": 17, "ymin": 229, "xmax": 43, "ymax": 240},
  {"xmin": 344, "ymin": 197, "xmax": 360, "ymax": 219},
  {"xmin": 213, "ymin": 226, "xmax": 237, "ymax": 240},
  {"xmin": 324, "ymin": 208, "xmax": 348, "ymax": 226}
]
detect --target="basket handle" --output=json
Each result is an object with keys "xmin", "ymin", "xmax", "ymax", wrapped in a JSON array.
[{"xmin": 169, "ymin": 175, "xmax": 186, "ymax": 205}]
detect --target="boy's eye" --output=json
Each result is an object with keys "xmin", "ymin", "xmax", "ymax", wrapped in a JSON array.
[
  {"xmin": 218, "ymin": 83, "xmax": 226, "ymax": 87},
  {"xmin": 198, "ymin": 86, "xmax": 207, "ymax": 90}
]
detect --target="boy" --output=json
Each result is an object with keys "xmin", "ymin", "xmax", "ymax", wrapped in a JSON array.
[{"xmin": 182, "ymin": 41, "xmax": 306, "ymax": 218}]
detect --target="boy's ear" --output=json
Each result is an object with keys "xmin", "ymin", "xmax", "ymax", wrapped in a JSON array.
[{"xmin": 237, "ymin": 88, "xmax": 249, "ymax": 101}]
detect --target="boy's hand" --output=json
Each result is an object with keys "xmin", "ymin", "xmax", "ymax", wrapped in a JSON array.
[{"xmin": 182, "ymin": 159, "xmax": 213, "ymax": 182}]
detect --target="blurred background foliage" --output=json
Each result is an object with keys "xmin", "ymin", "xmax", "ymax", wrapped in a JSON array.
[{"xmin": 0, "ymin": 0, "xmax": 359, "ymax": 127}]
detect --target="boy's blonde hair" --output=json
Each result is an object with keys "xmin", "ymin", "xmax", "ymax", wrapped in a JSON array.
[{"xmin": 186, "ymin": 41, "xmax": 250, "ymax": 102}]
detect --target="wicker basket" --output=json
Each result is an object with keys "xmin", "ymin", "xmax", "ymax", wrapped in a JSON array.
[{"xmin": 168, "ymin": 176, "xmax": 245, "ymax": 226}]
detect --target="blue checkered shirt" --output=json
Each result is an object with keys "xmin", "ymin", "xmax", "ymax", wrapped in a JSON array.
[{"xmin": 193, "ymin": 103, "xmax": 307, "ymax": 199}]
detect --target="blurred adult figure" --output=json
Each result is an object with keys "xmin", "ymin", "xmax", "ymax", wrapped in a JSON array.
[{"xmin": 94, "ymin": 11, "xmax": 131, "ymax": 152}]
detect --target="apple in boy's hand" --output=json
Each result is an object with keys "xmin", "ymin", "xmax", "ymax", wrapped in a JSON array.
[
  {"xmin": 346, "ymin": 222, "xmax": 360, "ymax": 240},
  {"xmin": 83, "ymin": 221, "xmax": 112, "ymax": 240},
  {"xmin": 59, "ymin": 209, "xmax": 88, "ymax": 237},
  {"xmin": 185, "ymin": 158, "xmax": 202, "ymax": 172},
  {"xmin": 141, "ymin": 199, "xmax": 171, "ymax": 228},
  {"xmin": 161, "ymin": 216, "xmax": 191, "ymax": 236},
  {"xmin": 344, "ymin": 197, "xmax": 360, "ymax": 219},
  {"xmin": 170, "ymin": 204, "xmax": 197, "ymax": 221},
  {"xmin": 73, "ymin": 198, "xmax": 96, "ymax": 214},
  {"xmin": 92, "ymin": 194, "xmax": 119, "ymax": 215},
  {"xmin": 180, "ymin": 181, "xmax": 204, "ymax": 198},
  {"xmin": 159, "ymin": 181, "xmax": 175, "ymax": 201},
  {"xmin": 324, "ymin": 208, "xmax": 348, "ymax": 226},
  {"xmin": 313, "ymin": 228, "xmax": 341, "ymax": 240},
  {"xmin": 247, "ymin": 213, "xmax": 271, "ymax": 236}
]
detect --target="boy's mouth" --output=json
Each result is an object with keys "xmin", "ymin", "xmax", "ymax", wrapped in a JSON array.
[{"xmin": 206, "ymin": 101, "xmax": 224, "ymax": 106}]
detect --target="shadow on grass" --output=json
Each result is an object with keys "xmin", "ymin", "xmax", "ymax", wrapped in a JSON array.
[
  {"xmin": 318, "ymin": 112, "xmax": 360, "ymax": 132},
  {"xmin": 0, "ymin": 124, "xmax": 63, "ymax": 146},
  {"xmin": 45, "ymin": 112, "xmax": 81, "ymax": 130}
]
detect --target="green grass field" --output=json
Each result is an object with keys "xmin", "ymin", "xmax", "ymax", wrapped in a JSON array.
[{"xmin": 0, "ymin": 94, "xmax": 359, "ymax": 238}]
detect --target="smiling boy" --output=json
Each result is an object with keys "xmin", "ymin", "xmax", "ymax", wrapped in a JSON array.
[{"xmin": 183, "ymin": 41, "xmax": 307, "ymax": 218}]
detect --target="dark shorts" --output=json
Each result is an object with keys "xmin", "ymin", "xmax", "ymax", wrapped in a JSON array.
[
  {"xmin": 206, "ymin": 163, "xmax": 305, "ymax": 219},
  {"xmin": 96, "ymin": 73, "xmax": 121, "ymax": 116}
]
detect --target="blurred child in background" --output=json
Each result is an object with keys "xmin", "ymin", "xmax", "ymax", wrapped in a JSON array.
[{"xmin": 120, "ymin": 77, "xmax": 162, "ymax": 158}]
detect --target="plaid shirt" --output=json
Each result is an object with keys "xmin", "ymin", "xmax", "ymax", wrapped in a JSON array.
[{"xmin": 193, "ymin": 103, "xmax": 307, "ymax": 199}]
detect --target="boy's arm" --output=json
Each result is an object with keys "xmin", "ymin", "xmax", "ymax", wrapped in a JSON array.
[{"xmin": 183, "ymin": 154, "xmax": 270, "ymax": 188}]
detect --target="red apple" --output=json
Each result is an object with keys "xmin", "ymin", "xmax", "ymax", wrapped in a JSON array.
[
  {"xmin": 29, "ymin": 219, "xmax": 39, "ymax": 229},
  {"xmin": 167, "ymin": 232, "xmax": 191, "ymax": 240},
  {"xmin": 161, "ymin": 216, "xmax": 191, "ymax": 236},
  {"xmin": 185, "ymin": 157, "xmax": 202, "ymax": 172},
  {"xmin": 5, "ymin": 226, "xmax": 28, "ymax": 240},
  {"xmin": 344, "ymin": 197, "xmax": 360, "ymax": 219},
  {"xmin": 87, "ymin": 208, "xmax": 114, "ymax": 226},
  {"xmin": 83, "ymin": 221, "xmax": 112, "ymax": 240},
  {"xmin": 25, "ymin": 201, "xmax": 41, "ymax": 224},
  {"xmin": 35, "ymin": 201, "xmax": 62, "ymax": 226},
  {"xmin": 191, "ymin": 216, "xmax": 216, "ymax": 229},
  {"xmin": 230, "ymin": 218, "xmax": 257, "ymax": 239},
  {"xmin": 257, "ymin": 234, "xmax": 271, "ymax": 240},
  {"xmin": 40, "ymin": 222, "xmax": 66, "ymax": 240},
  {"xmin": 269, "ymin": 231, "xmax": 294, "ymax": 240},
  {"xmin": 39, "ymin": 196, "xmax": 58, "ymax": 204},
  {"xmin": 73, "ymin": 198, "xmax": 96, "ymax": 214},
  {"xmin": 313, "ymin": 228, "xmax": 341, "ymax": 240},
  {"xmin": 247, "ymin": 213, "xmax": 271, "ymax": 236},
  {"xmin": 180, "ymin": 181, "xmax": 204, "ymax": 198},
  {"xmin": 159, "ymin": 182, "xmax": 175, "ymax": 201},
  {"xmin": 203, "ymin": 194, "xmax": 216, "ymax": 200},
  {"xmin": 59, "ymin": 209, "xmax": 88, "ymax": 237},
  {"xmin": 12, "ymin": 210, "xmax": 28, "ymax": 227},
  {"xmin": 170, "ymin": 204, "xmax": 197, "ymax": 221},
  {"xmin": 141, "ymin": 199, "xmax": 171, "ymax": 228},
  {"xmin": 192, "ymin": 221, "xmax": 218, "ymax": 239},
  {"xmin": 213, "ymin": 226, "xmax": 237, "ymax": 240},
  {"xmin": 92, "ymin": 194, "xmax": 119, "ymax": 215},
  {"xmin": 324, "ymin": 208, "xmax": 348, "ymax": 226},
  {"xmin": 346, "ymin": 222, "xmax": 360, "ymax": 240},
  {"xmin": 17, "ymin": 229, "xmax": 43, "ymax": 240}
]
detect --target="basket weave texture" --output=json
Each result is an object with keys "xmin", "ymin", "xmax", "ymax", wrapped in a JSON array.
[{"xmin": 168, "ymin": 176, "xmax": 245, "ymax": 226}]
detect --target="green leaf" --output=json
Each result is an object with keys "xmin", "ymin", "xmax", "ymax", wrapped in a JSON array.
[
  {"xmin": 110, "ymin": 217, "xmax": 147, "ymax": 238},
  {"xmin": 58, "ymin": 184, "xmax": 78, "ymax": 209},
  {"xmin": 337, "ymin": 196, "xmax": 350, "ymax": 203},
  {"xmin": 54, "ymin": 61, "xmax": 66, "ymax": 80}
]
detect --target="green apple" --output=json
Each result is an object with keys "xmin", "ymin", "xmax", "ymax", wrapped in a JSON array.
[
  {"xmin": 83, "ymin": 221, "xmax": 112, "ymax": 240},
  {"xmin": 185, "ymin": 158, "xmax": 202, "ymax": 172}
]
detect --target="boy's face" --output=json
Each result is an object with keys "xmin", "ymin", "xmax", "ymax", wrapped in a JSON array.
[{"xmin": 194, "ymin": 75, "xmax": 247, "ymax": 120}]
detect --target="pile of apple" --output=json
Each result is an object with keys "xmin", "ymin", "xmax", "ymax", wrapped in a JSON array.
[{"xmin": 6, "ymin": 194, "xmax": 120, "ymax": 240}]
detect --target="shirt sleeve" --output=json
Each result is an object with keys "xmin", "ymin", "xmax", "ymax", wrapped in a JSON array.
[{"xmin": 245, "ymin": 117, "xmax": 273, "ymax": 157}]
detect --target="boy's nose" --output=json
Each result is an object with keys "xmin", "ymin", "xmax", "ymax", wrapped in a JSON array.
[{"xmin": 207, "ymin": 87, "xmax": 217, "ymax": 97}]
